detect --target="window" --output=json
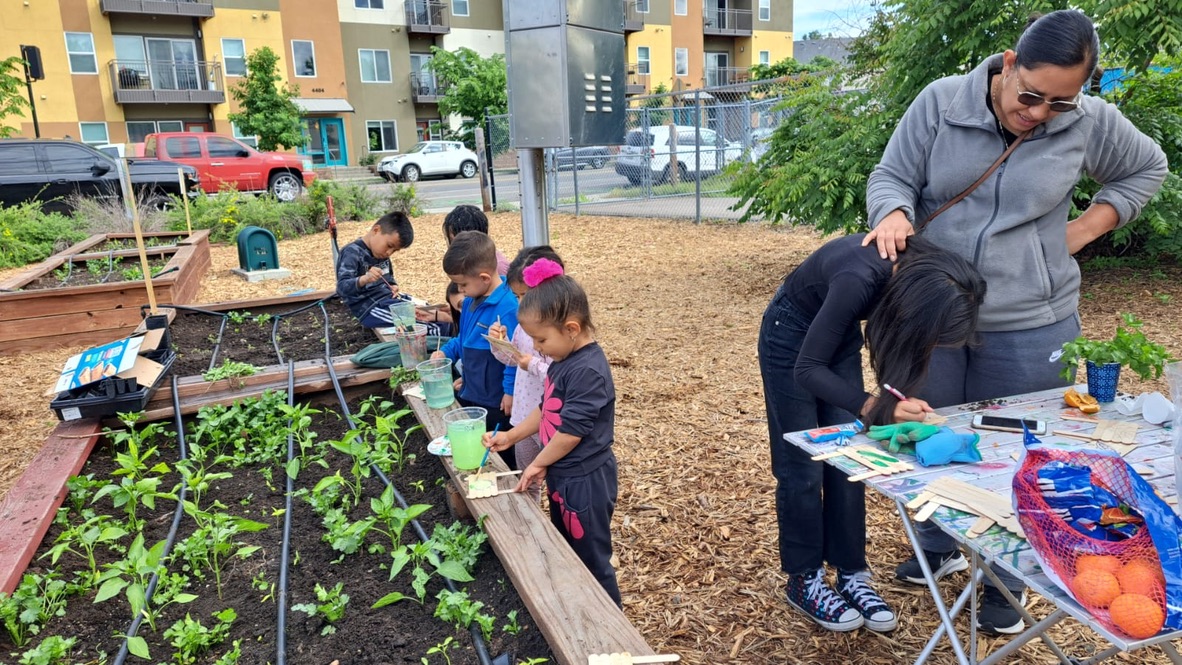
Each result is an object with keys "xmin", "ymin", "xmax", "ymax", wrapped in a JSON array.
[
  {"xmin": 758, "ymin": 0, "xmax": 770, "ymax": 21},
  {"xmin": 208, "ymin": 136, "xmax": 248, "ymax": 158},
  {"xmin": 452, "ymin": 0, "xmax": 469, "ymax": 16},
  {"xmin": 126, "ymin": 121, "xmax": 157, "ymax": 143},
  {"xmin": 164, "ymin": 136, "xmax": 202, "ymax": 158},
  {"xmin": 222, "ymin": 39, "xmax": 246, "ymax": 76},
  {"xmin": 636, "ymin": 0, "xmax": 649, "ymax": 12},
  {"xmin": 79, "ymin": 122, "xmax": 109, "ymax": 145},
  {"xmin": 367, "ymin": 120, "xmax": 398, "ymax": 152},
  {"xmin": 355, "ymin": 0, "xmax": 383, "ymax": 7},
  {"xmin": 636, "ymin": 47, "xmax": 650, "ymax": 75},
  {"xmin": 759, "ymin": 50, "xmax": 770, "ymax": 66},
  {"xmin": 674, "ymin": 0, "xmax": 686, "ymax": 16},
  {"xmin": 45, "ymin": 144, "xmax": 96, "ymax": 172},
  {"xmin": 158, "ymin": 120, "xmax": 184, "ymax": 133},
  {"xmin": 65, "ymin": 32, "xmax": 97, "ymax": 74},
  {"xmin": 0, "ymin": 146, "xmax": 36, "ymax": 176},
  {"xmin": 675, "ymin": 48, "xmax": 688, "ymax": 77},
  {"xmin": 359, "ymin": 49, "xmax": 392, "ymax": 83},
  {"xmin": 232, "ymin": 123, "xmax": 258, "ymax": 148},
  {"xmin": 292, "ymin": 40, "xmax": 316, "ymax": 77}
]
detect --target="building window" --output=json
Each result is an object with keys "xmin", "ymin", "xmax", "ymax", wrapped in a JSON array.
[
  {"xmin": 126, "ymin": 121, "xmax": 157, "ymax": 143},
  {"xmin": 355, "ymin": 0, "xmax": 384, "ymax": 7},
  {"xmin": 759, "ymin": 50, "xmax": 770, "ymax": 66},
  {"xmin": 232, "ymin": 122, "xmax": 258, "ymax": 148},
  {"xmin": 367, "ymin": 120, "xmax": 398, "ymax": 152},
  {"xmin": 636, "ymin": 47, "xmax": 650, "ymax": 75},
  {"xmin": 65, "ymin": 32, "xmax": 97, "ymax": 74},
  {"xmin": 79, "ymin": 122, "xmax": 109, "ymax": 145},
  {"xmin": 359, "ymin": 49, "xmax": 392, "ymax": 83},
  {"xmin": 158, "ymin": 120, "xmax": 184, "ymax": 132},
  {"xmin": 674, "ymin": 0, "xmax": 686, "ymax": 16},
  {"xmin": 759, "ymin": 0, "xmax": 771, "ymax": 21},
  {"xmin": 636, "ymin": 0, "xmax": 649, "ymax": 12},
  {"xmin": 674, "ymin": 48, "xmax": 688, "ymax": 77},
  {"xmin": 452, "ymin": 0, "xmax": 469, "ymax": 16},
  {"xmin": 292, "ymin": 40, "xmax": 316, "ymax": 77},
  {"xmin": 223, "ymin": 39, "xmax": 246, "ymax": 76}
]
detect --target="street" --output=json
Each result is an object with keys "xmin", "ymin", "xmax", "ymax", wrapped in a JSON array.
[{"xmin": 371, "ymin": 164, "xmax": 634, "ymax": 210}]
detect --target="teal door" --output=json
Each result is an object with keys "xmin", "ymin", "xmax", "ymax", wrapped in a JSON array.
[{"xmin": 301, "ymin": 118, "xmax": 348, "ymax": 166}]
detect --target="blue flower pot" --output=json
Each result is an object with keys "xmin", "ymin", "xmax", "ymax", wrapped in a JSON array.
[{"xmin": 1085, "ymin": 361, "xmax": 1121, "ymax": 403}]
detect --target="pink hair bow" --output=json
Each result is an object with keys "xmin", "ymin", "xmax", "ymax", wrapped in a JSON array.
[{"xmin": 523, "ymin": 258, "xmax": 564, "ymax": 287}]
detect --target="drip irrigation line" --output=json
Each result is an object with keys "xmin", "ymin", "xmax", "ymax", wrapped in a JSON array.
[
  {"xmin": 276, "ymin": 361, "xmax": 296, "ymax": 665},
  {"xmin": 55, "ymin": 259, "xmax": 75, "ymax": 287},
  {"xmin": 319, "ymin": 310, "xmax": 499, "ymax": 665},
  {"xmin": 207, "ymin": 316, "xmax": 229, "ymax": 371},
  {"xmin": 100, "ymin": 250, "xmax": 117, "ymax": 283},
  {"xmin": 271, "ymin": 314, "xmax": 284, "ymax": 366},
  {"xmin": 112, "ymin": 376, "xmax": 191, "ymax": 665}
]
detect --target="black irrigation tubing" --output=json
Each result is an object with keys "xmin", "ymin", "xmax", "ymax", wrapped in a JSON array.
[
  {"xmin": 271, "ymin": 314, "xmax": 285, "ymax": 366},
  {"xmin": 112, "ymin": 376, "xmax": 191, "ymax": 665},
  {"xmin": 319, "ymin": 309, "xmax": 500, "ymax": 665},
  {"xmin": 55, "ymin": 258, "xmax": 75, "ymax": 287},
  {"xmin": 207, "ymin": 316, "xmax": 229, "ymax": 371},
  {"xmin": 99, "ymin": 251, "xmax": 117, "ymax": 283},
  {"xmin": 276, "ymin": 361, "xmax": 296, "ymax": 665}
]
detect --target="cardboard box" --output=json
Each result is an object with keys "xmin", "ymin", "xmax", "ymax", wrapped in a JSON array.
[{"xmin": 48, "ymin": 328, "xmax": 174, "ymax": 422}]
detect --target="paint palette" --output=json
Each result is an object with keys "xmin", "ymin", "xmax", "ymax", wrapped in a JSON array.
[
  {"xmin": 427, "ymin": 436, "xmax": 451, "ymax": 456},
  {"xmin": 463, "ymin": 470, "xmax": 521, "ymax": 499}
]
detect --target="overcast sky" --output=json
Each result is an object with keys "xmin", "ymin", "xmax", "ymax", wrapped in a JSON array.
[{"xmin": 793, "ymin": 0, "xmax": 874, "ymax": 37}]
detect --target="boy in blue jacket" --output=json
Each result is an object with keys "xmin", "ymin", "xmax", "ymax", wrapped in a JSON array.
[{"xmin": 431, "ymin": 231, "xmax": 518, "ymax": 466}]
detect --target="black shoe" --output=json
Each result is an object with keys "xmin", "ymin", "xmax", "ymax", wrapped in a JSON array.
[
  {"xmin": 895, "ymin": 549, "xmax": 969, "ymax": 586},
  {"xmin": 785, "ymin": 568, "xmax": 864, "ymax": 632},
  {"xmin": 837, "ymin": 571, "xmax": 897, "ymax": 632},
  {"xmin": 977, "ymin": 586, "xmax": 1026, "ymax": 636}
]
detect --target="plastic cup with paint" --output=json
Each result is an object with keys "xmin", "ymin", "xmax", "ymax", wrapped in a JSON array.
[
  {"xmin": 1142, "ymin": 392, "xmax": 1175, "ymax": 425},
  {"xmin": 416, "ymin": 358, "xmax": 455, "ymax": 409},
  {"xmin": 389, "ymin": 299, "xmax": 416, "ymax": 330},
  {"xmin": 443, "ymin": 407, "xmax": 487, "ymax": 470},
  {"xmin": 396, "ymin": 323, "xmax": 429, "ymax": 369}
]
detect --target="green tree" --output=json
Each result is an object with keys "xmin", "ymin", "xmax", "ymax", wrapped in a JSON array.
[
  {"xmin": 228, "ymin": 47, "xmax": 304, "ymax": 152},
  {"xmin": 427, "ymin": 46, "xmax": 507, "ymax": 147},
  {"xmin": 0, "ymin": 56, "xmax": 29, "ymax": 139}
]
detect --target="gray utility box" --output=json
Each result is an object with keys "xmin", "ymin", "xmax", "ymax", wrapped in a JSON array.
[{"xmin": 503, "ymin": 0, "xmax": 626, "ymax": 148}]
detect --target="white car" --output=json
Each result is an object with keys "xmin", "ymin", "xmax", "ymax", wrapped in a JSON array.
[
  {"xmin": 614, "ymin": 125, "xmax": 742, "ymax": 185},
  {"xmin": 377, "ymin": 141, "xmax": 479, "ymax": 183}
]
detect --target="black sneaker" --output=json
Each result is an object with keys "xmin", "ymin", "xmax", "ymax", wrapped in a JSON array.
[
  {"xmin": 895, "ymin": 549, "xmax": 969, "ymax": 585},
  {"xmin": 785, "ymin": 568, "xmax": 864, "ymax": 632},
  {"xmin": 837, "ymin": 571, "xmax": 897, "ymax": 632},
  {"xmin": 977, "ymin": 586, "xmax": 1027, "ymax": 636}
]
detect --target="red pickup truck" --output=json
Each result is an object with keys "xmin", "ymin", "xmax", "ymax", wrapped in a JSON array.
[{"xmin": 143, "ymin": 133, "xmax": 315, "ymax": 201}]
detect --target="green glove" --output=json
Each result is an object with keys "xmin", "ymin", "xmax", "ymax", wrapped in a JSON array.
[{"xmin": 866, "ymin": 422, "xmax": 942, "ymax": 454}]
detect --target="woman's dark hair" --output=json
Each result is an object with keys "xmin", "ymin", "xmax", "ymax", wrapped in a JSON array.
[
  {"xmin": 507, "ymin": 245, "xmax": 565, "ymax": 286},
  {"xmin": 1014, "ymin": 10, "xmax": 1099, "ymax": 77},
  {"xmin": 863, "ymin": 236, "xmax": 987, "ymax": 426},
  {"xmin": 520, "ymin": 274, "xmax": 594, "ymax": 333},
  {"xmin": 445, "ymin": 280, "xmax": 462, "ymax": 330}
]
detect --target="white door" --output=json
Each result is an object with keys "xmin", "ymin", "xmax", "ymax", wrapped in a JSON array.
[
  {"xmin": 147, "ymin": 38, "xmax": 199, "ymax": 90},
  {"xmin": 705, "ymin": 52, "xmax": 729, "ymax": 87},
  {"xmin": 419, "ymin": 143, "xmax": 448, "ymax": 174}
]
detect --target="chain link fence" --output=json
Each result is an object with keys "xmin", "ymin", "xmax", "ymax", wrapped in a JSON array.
[{"xmin": 485, "ymin": 80, "xmax": 787, "ymax": 222}]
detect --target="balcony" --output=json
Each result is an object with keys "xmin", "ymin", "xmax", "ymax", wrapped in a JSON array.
[
  {"xmin": 410, "ymin": 72, "xmax": 448, "ymax": 103},
  {"xmin": 405, "ymin": 0, "xmax": 450, "ymax": 34},
  {"xmin": 100, "ymin": 0, "xmax": 214, "ymax": 18},
  {"xmin": 623, "ymin": 0, "xmax": 645, "ymax": 33},
  {"xmin": 704, "ymin": 66, "xmax": 748, "ymax": 88},
  {"xmin": 109, "ymin": 60, "xmax": 225, "ymax": 105},
  {"xmin": 703, "ymin": 7, "xmax": 752, "ymax": 36},
  {"xmin": 625, "ymin": 65, "xmax": 649, "ymax": 95}
]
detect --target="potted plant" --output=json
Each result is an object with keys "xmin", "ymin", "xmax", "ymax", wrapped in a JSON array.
[{"xmin": 1058, "ymin": 312, "xmax": 1173, "ymax": 402}]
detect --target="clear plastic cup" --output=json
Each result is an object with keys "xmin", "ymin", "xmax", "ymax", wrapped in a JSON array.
[
  {"xmin": 389, "ymin": 299, "xmax": 416, "ymax": 330},
  {"xmin": 416, "ymin": 358, "xmax": 455, "ymax": 410},
  {"xmin": 442, "ymin": 406, "xmax": 487, "ymax": 470},
  {"xmin": 396, "ymin": 323, "xmax": 428, "ymax": 369}
]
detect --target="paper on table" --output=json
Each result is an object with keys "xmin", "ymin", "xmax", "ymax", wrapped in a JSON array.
[{"xmin": 403, "ymin": 384, "xmax": 425, "ymax": 399}]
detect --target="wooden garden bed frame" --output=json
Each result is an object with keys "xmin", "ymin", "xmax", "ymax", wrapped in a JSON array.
[{"xmin": 0, "ymin": 231, "xmax": 211, "ymax": 354}]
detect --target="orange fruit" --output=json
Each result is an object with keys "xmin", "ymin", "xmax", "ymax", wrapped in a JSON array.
[
  {"xmin": 1076, "ymin": 554, "xmax": 1121, "ymax": 576},
  {"xmin": 1072, "ymin": 569, "xmax": 1122, "ymax": 608},
  {"xmin": 1110, "ymin": 593, "xmax": 1165, "ymax": 639},
  {"xmin": 1117, "ymin": 559, "xmax": 1165, "ymax": 597}
]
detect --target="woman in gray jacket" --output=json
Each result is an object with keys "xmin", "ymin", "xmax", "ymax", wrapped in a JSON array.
[{"xmin": 863, "ymin": 9, "xmax": 1167, "ymax": 636}]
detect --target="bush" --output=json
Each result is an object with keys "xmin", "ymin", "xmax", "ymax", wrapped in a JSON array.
[
  {"xmin": 164, "ymin": 191, "xmax": 315, "ymax": 243},
  {"xmin": 307, "ymin": 180, "xmax": 381, "ymax": 223},
  {"xmin": 0, "ymin": 201, "xmax": 86, "ymax": 269},
  {"xmin": 384, "ymin": 183, "xmax": 424, "ymax": 217}
]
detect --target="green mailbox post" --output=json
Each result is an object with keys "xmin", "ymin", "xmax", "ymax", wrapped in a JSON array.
[{"xmin": 232, "ymin": 226, "xmax": 291, "ymax": 281}]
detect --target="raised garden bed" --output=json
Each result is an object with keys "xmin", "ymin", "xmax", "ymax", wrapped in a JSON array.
[{"xmin": 0, "ymin": 231, "xmax": 211, "ymax": 355}]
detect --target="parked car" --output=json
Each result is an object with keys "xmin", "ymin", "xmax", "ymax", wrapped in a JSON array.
[
  {"xmin": 96, "ymin": 142, "xmax": 147, "ymax": 160},
  {"xmin": 553, "ymin": 146, "xmax": 612, "ymax": 170},
  {"xmin": 377, "ymin": 141, "xmax": 479, "ymax": 183},
  {"xmin": 614, "ymin": 126, "xmax": 742, "ymax": 185},
  {"xmin": 749, "ymin": 128, "xmax": 775, "ymax": 162},
  {"xmin": 144, "ymin": 132, "xmax": 315, "ymax": 201},
  {"xmin": 0, "ymin": 138, "xmax": 200, "ymax": 214}
]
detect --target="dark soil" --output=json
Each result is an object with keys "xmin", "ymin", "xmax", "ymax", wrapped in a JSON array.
[
  {"xmin": 168, "ymin": 297, "xmax": 377, "ymax": 377},
  {"xmin": 9, "ymin": 391, "xmax": 553, "ymax": 665},
  {"xmin": 25, "ymin": 256, "xmax": 174, "ymax": 290}
]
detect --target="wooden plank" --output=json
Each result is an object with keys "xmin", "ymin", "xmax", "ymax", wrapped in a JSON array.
[
  {"xmin": 182, "ymin": 290, "xmax": 337, "ymax": 314},
  {"xmin": 0, "ymin": 418, "xmax": 104, "ymax": 593},
  {"xmin": 0, "ymin": 286, "xmax": 174, "ymax": 323},
  {"xmin": 0, "ymin": 307, "xmax": 148, "ymax": 343},
  {"xmin": 143, "ymin": 355, "xmax": 363, "ymax": 405},
  {"xmin": 400, "ymin": 383, "xmax": 654, "ymax": 665}
]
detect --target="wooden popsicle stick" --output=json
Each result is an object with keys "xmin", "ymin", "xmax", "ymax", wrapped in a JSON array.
[
  {"xmin": 847, "ymin": 468, "xmax": 889, "ymax": 482},
  {"xmin": 1053, "ymin": 429, "xmax": 1096, "ymax": 441},
  {"xmin": 914, "ymin": 500, "xmax": 941, "ymax": 522},
  {"xmin": 1060, "ymin": 415, "xmax": 1100, "ymax": 424},
  {"xmin": 811, "ymin": 450, "xmax": 848, "ymax": 461},
  {"xmin": 906, "ymin": 491, "xmax": 935, "ymax": 511},
  {"xmin": 967, "ymin": 516, "xmax": 996, "ymax": 538}
]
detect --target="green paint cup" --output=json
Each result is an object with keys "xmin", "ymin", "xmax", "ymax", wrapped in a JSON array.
[
  {"xmin": 416, "ymin": 358, "xmax": 454, "ymax": 409},
  {"xmin": 442, "ymin": 406, "xmax": 487, "ymax": 470}
]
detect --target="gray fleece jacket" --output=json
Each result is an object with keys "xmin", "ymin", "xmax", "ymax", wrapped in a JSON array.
[{"xmin": 867, "ymin": 53, "xmax": 1168, "ymax": 332}]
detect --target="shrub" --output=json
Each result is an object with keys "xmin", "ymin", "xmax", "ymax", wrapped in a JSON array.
[
  {"xmin": 164, "ymin": 191, "xmax": 322, "ymax": 243},
  {"xmin": 384, "ymin": 183, "xmax": 424, "ymax": 217},
  {"xmin": 307, "ymin": 180, "xmax": 381, "ymax": 223},
  {"xmin": 0, "ymin": 201, "xmax": 86, "ymax": 269}
]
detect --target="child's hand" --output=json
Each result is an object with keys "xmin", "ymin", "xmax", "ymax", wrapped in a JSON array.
[
  {"xmin": 484, "ymin": 431, "xmax": 512, "ymax": 452},
  {"xmin": 515, "ymin": 463, "xmax": 546, "ymax": 494},
  {"xmin": 501, "ymin": 394, "xmax": 513, "ymax": 415},
  {"xmin": 388, "ymin": 283, "xmax": 400, "ymax": 298},
  {"xmin": 453, "ymin": 377, "xmax": 463, "ymax": 391},
  {"xmin": 515, "ymin": 350, "xmax": 532, "ymax": 371},
  {"xmin": 894, "ymin": 398, "xmax": 934, "ymax": 422},
  {"xmin": 488, "ymin": 321, "xmax": 508, "ymax": 339},
  {"xmin": 361, "ymin": 266, "xmax": 383, "ymax": 286},
  {"xmin": 430, "ymin": 350, "xmax": 445, "ymax": 360}
]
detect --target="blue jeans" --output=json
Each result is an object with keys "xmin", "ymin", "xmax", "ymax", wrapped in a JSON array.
[
  {"xmin": 912, "ymin": 314, "xmax": 1081, "ymax": 594},
  {"xmin": 759, "ymin": 296, "xmax": 867, "ymax": 575}
]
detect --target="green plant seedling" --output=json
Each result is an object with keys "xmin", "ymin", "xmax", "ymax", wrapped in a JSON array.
[
  {"xmin": 201, "ymin": 360, "xmax": 259, "ymax": 386},
  {"xmin": 0, "ymin": 573, "xmax": 71, "ymax": 647},
  {"xmin": 42, "ymin": 513, "xmax": 128, "ymax": 588},
  {"xmin": 94, "ymin": 535, "xmax": 168, "ymax": 628},
  {"xmin": 422, "ymin": 636, "xmax": 457, "ymax": 665},
  {"xmin": 164, "ymin": 608, "xmax": 237, "ymax": 665},
  {"xmin": 434, "ymin": 590, "xmax": 494, "ymax": 642},
  {"xmin": 18, "ymin": 634, "xmax": 77, "ymax": 665},
  {"xmin": 502, "ymin": 609, "xmax": 523, "ymax": 636},
  {"xmin": 292, "ymin": 583, "xmax": 349, "ymax": 636}
]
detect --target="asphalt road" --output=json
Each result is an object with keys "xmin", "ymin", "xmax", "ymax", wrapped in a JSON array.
[{"xmin": 368, "ymin": 165, "xmax": 633, "ymax": 210}]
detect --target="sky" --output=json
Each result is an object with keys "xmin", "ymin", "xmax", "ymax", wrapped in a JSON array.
[{"xmin": 792, "ymin": 0, "xmax": 874, "ymax": 38}]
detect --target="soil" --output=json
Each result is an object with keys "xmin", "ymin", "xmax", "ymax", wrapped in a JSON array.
[
  {"xmin": 10, "ymin": 391, "xmax": 552, "ymax": 665},
  {"xmin": 25, "ymin": 256, "xmax": 174, "ymax": 290},
  {"xmin": 169, "ymin": 297, "xmax": 377, "ymax": 377}
]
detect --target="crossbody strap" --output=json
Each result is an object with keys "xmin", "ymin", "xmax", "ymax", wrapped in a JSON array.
[{"xmin": 918, "ymin": 129, "xmax": 1032, "ymax": 230}]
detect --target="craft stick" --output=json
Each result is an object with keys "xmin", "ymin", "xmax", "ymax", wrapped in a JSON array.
[
  {"xmin": 848, "ymin": 468, "xmax": 889, "ymax": 483},
  {"xmin": 1053, "ymin": 429, "xmax": 1097, "ymax": 441},
  {"xmin": 906, "ymin": 491, "xmax": 935, "ymax": 511},
  {"xmin": 967, "ymin": 516, "xmax": 996, "ymax": 538},
  {"xmin": 811, "ymin": 450, "xmax": 848, "ymax": 461},
  {"xmin": 1060, "ymin": 415, "xmax": 1100, "ymax": 424},
  {"xmin": 914, "ymin": 500, "xmax": 941, "ymax": 522}
]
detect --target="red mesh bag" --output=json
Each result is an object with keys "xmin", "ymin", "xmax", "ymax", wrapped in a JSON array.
[{"xmin": 1013, "ymin": 445, "xmax": 1172, "ymax": 639}]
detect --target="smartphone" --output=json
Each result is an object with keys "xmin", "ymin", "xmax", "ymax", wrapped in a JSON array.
[{"xmin": 971, "ymin": 415, "xmax": 1047, "ymax": 435}]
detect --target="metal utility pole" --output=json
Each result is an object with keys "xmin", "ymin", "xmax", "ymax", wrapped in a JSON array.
[{"xmin": 19, "ymin": 45, "xmax": 42, "ymax": 138}]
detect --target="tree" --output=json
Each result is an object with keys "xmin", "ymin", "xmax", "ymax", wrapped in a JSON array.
[
  {"xmin": 802, "ymin": 30, "xmax": 826, "ymax": 40},
  {"xmin": 228, "ymin": 47, "xmax": 304, "ymax": 152},
  {"xmin": 427, "ymin": 47, "xmax": 507, "ymax": 147},
  {"xmin": 0, "ymin": 56, "xmax": 29, "ymax": 139}
]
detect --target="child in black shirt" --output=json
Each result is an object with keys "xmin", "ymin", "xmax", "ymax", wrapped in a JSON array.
[{"xmin": 484, "ymin": 258, "xmax": 620, "ymax": 606}]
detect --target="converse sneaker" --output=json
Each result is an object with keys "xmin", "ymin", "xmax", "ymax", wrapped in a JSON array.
[
  {"xmin": 838, "ymin": 571, "xmax": 898, "ymax": 632},
  {"xmin": 786, "ymin": 569, "xmax": 864, "ymax": 632},
  {"xmin": 977, "ymin": 586, "xmax": 1027, "ymax": 636},
  {"xmin": 895, "ymin": 549, "xmax": 969, "ymax": 585}
]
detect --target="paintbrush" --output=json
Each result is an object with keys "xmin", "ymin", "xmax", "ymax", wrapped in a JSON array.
[{"xmin": 478, "ymin": 423, "xmax": 500, "ymax": 475}]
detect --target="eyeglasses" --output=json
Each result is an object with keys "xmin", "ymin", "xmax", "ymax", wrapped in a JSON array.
[{"xmin": 1014, "ymin": 76, "xmax": 1081, "ymax": 113}]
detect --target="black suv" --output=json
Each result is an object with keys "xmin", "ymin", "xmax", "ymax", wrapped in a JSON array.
[{"xmin": 0, "ymin": 138, "xmax": 200, "ymax": 214}]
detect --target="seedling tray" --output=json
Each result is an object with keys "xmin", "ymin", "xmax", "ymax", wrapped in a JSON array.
[{"xmin": 50, "ymin": 348, "xmax": 175, "ymax": 421}]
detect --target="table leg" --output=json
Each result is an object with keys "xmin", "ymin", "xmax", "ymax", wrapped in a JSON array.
[
  {"xmin": 917, "ymin": 568, "xmax": 982, "ymax": 664},
  {"xmin": 897, "ymin": 498, "xmax": 972, "ymax": 665},
  {"xmin": 970, "ymin": 551, "xmax": 980, "ymax": 664},
  {"xmin": 978, "ymin": 609, "xmax": 1068, "ymax": 665},
  {"xmin": 976, "ymin": 562, "xmax": 1072, "ymax": 664},
  {"xmin": 1160, "ymin": 641, "xmax": 1182, "ymax": 665}
]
